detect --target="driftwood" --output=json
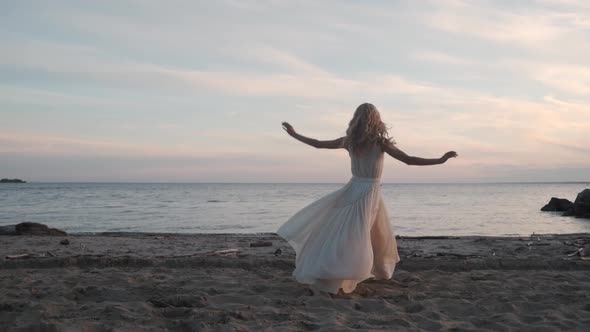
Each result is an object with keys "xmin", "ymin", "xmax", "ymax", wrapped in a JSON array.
[
  {"xmin": 5, "ymin": 254, "xmax": 31, "ymax": 260},
  {"xmin": 435, "ymin": 252, "xmax": 483, "ymax": 258},
  {"xmin": 5, "ymin": 251, "xmax": 56, "ymax": 260},
  {"xmin": 527, "ymin": 242, "xmax": 551, "ymax": 247},
  {"xmin": 567, "ymin": 248, "xmax": 584, "ymax": 257},
  {"xmin": 399, "ymin": 236, "xmax": 458, "ymax": 240},
  {"xmin": 406, "ymin": 251, "xmax": 482, "ymax": 259},
  {"xmin": 207, "ymin": 249, "xmax": 240, "ymax": 256}
]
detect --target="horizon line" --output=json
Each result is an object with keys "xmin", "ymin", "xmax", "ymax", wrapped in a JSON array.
[{"xmin": 10, "ymin": 181, "xmax": 590, "ymax": 185}]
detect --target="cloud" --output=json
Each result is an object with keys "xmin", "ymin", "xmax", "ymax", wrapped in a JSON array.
[
  {"xmin": 421, "ymin": 1, "xmax": 570, "ymax": 46},
  {"xmin": 244, "ymin": 46, "xmax": 330, "ymax": 76},
  {"xmin": 532, "ymin": 64, "xmax": 590, "ymax": 95},
  {"xmin": 0, "ymin": 85, "xmax": 144, "ymax": 108},
  {"xmin": 0, "ymin": 132, "xmax": 247, "ymax": 158},
  {"xmin": 543, "ymin": 95, "xmax": 590, "ymax": 114},
  {"xmin": 0, "ymin": 36, "xmax": 439, "ymax": 100},
  {"xmin": 412, "ymin": 51, "xmax": 479, "ymax": 66},
  {"xmin": 533, "ymin": 135, "xmax": 590, "ymax": 154}
]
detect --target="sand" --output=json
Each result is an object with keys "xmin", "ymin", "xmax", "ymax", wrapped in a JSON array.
[{"xmin": 1, "ymin": 233, "xmax": 590, "ymax": 331}]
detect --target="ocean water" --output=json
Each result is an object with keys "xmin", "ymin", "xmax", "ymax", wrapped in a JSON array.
[{"xmin": 1, "ymin": 182, "xmax": 589, "ymax": 236}]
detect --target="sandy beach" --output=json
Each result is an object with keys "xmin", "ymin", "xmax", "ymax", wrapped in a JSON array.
[{"xmin": 1, "ymin": 233, "xmax": 590, "ymax": 331}]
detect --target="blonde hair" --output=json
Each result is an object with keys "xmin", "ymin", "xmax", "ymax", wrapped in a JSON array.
[{"xmin": 344, "ymin": 103, "xmax": 393, "ymax": 151}]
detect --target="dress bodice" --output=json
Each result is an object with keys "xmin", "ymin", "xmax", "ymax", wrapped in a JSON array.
[{"xmin": 348, "ymin": 144, "xmax": 384, "ymax": 179}]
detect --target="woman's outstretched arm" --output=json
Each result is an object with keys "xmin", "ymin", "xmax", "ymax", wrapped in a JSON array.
[
  {"xmin": 282, "ymin": 122, "xmax": 345, "ymax": 149},
  {"xmin": 382, "ymin": 141, "xmax": 457, "ymax": 166}
]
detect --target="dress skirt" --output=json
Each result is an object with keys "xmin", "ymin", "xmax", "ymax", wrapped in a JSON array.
[{"xmin": 277, "ymin": 176, "xmax": 400, "ymax": 294}]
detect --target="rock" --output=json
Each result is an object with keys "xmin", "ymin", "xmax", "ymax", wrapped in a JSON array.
[
  {"xmin": 0, "ymin": 222, "xmax": 67, "ymax": 236},
  {"xmin": 60, "ymin": 239, "xmax": 70, "ymax": 245},
  {"xmin": 16, "ymin": 222, "xmax": 67, "ymax": 236},
  {"xmin": 563, "ymin": 189, "xmax": 590, "ymax": 219},
  {"xmin": 541, "ymin": 197, "xmax": 574, "ymax": 212},
  {"xmin": 0, "ymin": 225, "xmax": 17, "ymax": 235}
]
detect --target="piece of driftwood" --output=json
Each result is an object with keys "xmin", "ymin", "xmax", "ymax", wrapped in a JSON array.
[
  {"xmin": 400, "ymin": 236, "xmax": 457, "ymax": 240},
  {"xmin": 435, "ymin": 252, "xmax": 483, "ymax": 259},
  {"xmin": 208, "ymin": 249, "xmax": 240, "ymax": 256},
  {"xmin": 567, "ymin": 248, "xmax": 584, "ymax": 257},
  {"xmin": 406, "ymin": 251, "xmax": 423, "ymax": 258},
  {"xmin": 5, "ymin": 251, "xmax": 57, "ymax": 259},
  {"xmin": 526, "ymin": 242, "xmax": 551, "ymax": 246},
  {"xmin": 5, "ymin": 254, "xmax": 31, "ymax": 260},
  {"xmin": 250, "ymin": 241, "xmax": 272, "ymax": 247}
]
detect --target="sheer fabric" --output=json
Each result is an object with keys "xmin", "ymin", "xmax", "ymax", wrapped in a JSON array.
[{"xmin": 277, "ymin": 144, "xmax": 400, "ymax": 294}]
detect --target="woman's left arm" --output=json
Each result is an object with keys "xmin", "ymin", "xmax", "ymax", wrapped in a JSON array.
[{"xmin": 382, "ymin": 140, "xmax": 458, "ymax": 165}]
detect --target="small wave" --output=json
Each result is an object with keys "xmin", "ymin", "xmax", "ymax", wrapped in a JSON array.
[
  {"xmin": 206, "ymin": 200, "xmax": 225, "ymax": 203},
  {"xmin": 188, "ymin": 224, "xmax": 255, "ymax": 231}
]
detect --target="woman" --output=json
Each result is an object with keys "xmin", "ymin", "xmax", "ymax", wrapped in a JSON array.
[{"xmin": 277, "ymin": 103, "xmax": 457, "ymax": 294}]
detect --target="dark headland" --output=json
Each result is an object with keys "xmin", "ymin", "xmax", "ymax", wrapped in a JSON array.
[{"xmin": 0, "ymin": 178, "xmax": 26, "ymax": 183}]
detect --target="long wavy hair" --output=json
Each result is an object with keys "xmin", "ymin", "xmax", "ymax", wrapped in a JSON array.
[{"xmin": 344, "ymin": 103, "xmax": 394, "ymax": 152}]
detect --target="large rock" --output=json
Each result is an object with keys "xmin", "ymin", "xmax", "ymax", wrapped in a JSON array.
[
  {"xmin": 0, "ymin": 225, "xmax": 17, "ymax": 235},
  {"xmin": 563, "ymin": 189, "xmax": 590, "ymax": 219},
  {"xmin": 541, "ymin": 197, "xmax": 574, "ymax": 212},
  {"xmin": 0, "ymin": 222, "xmax": 67, "ymax": 236}
]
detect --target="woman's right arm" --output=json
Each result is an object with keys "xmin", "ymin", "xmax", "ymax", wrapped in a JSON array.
[
  {"xmin": 282, "ymin": 122, "xmax": 345, "ymax": 149},
  {"xmin": 382, "ymin": 141, "xmax": 457, "ymax": 166}
]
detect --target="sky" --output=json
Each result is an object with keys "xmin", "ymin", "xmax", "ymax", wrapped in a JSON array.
[{"xmin": 1, "ymin": 0, "xmax": 589, "ymax": 183}]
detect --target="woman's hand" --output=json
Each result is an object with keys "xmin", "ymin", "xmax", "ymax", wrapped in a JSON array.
[
  {"xmin": 282, "ymin": 122, "xmax": 296, "ymax": 136},
  {"xmin": 441, "ymin": 151, "xmax": 458, "ymax": 162}
]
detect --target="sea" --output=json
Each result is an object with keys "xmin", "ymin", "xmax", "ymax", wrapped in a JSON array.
[{"xmin": 1, "ymin": 182, "xmax": 589, "ymax": 236}]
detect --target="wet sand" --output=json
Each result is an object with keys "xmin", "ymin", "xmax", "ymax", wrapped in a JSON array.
[{"xmin": 1, "ymin": 233, "xmax": 590, "ymax": 331}]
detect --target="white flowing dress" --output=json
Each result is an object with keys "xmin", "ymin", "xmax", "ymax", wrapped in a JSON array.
[{"xmin": 277, "ymin": 144, "xmax": 400, "ymax": 294}]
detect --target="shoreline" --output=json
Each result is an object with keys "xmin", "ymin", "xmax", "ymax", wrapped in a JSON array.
[
  {"xmin": 66, "ymin": 231, "xmax": 590, "ymax": 237},
  {"xmin": 2, "ymin": 233, "xmax": 590, "ymax": 330},
  {"xmin": 3, "ymin": 233, "xmax": 590, "ymax": 272},
  {"xmin": 50, "ymin": 231, "xmax": 590, "ymax": 241},
  {"xmin": 8, "ymin": 181, "xmax": 590, "ymax": 184}
]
